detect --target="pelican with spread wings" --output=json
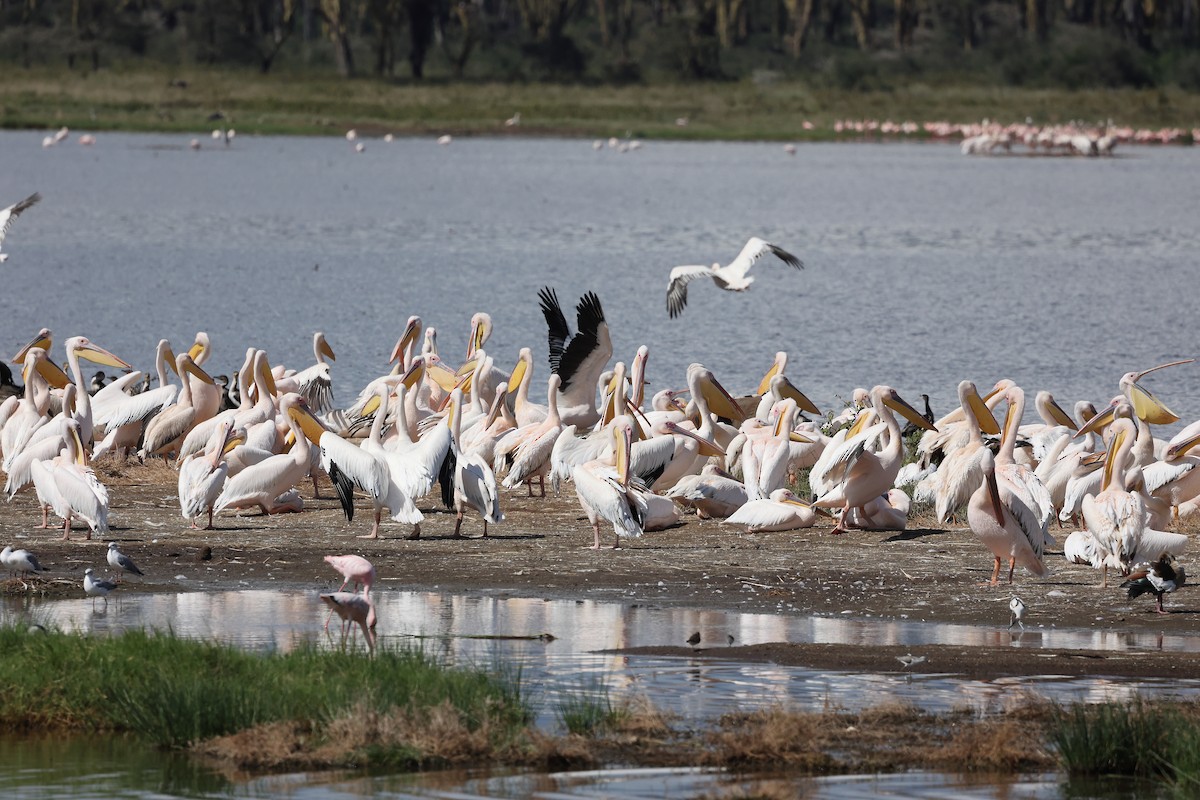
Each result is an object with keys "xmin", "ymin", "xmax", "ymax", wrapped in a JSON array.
[
  {"xmin": 0, "ymin": 193, "xmax": 41, "ymax": 263},
  {"xmin": 666, "ymin": 237, "xmax": 803, "ymax": 318}
]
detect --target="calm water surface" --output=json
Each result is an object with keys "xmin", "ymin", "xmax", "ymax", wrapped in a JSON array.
[
  {"xmin": 4, "ymin": 133, "xmax": 1198, "ymax": 798},
  {"xmin": 4, "ymin": 133, "xmax": 1198, "ymax": 427}
]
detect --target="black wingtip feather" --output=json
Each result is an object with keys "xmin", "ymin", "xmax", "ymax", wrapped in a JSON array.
[
  {"xmin": 439, "ymin": 448, "xmax": 457, "ymax": 510},
  {"xmin": 328, "ymin": 461, "xmax": 356, "ymax": 522},
  {"xmin": 770, "ymin": 244, "xmax": 804, "ymax": 270}
]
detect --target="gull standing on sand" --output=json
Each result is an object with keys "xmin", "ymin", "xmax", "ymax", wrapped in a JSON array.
[
  {"xmin": 665, "ymin": 237, "xmax": 804, "ymax": 318},
  {"xmin": 83, "ymin": 568, "xmax": 117, "ymax": 608},
  {"xmin": 0, "ymin": 192, "xmax": 41, "ymax": 263},
  {"xmin": 2, "ymin": 545, "xmax": 46, "ymax": 576},
  {"xmin": 107, "ymin": 542, "xmax": 144, "ymax": 578}
]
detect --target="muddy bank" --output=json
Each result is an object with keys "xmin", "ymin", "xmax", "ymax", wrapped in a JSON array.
[{"xmin": 3, "ymin": 464, "xmax": 1197, "ymax": 682}]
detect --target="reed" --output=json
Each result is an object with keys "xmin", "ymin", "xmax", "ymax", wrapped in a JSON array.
[
  {"xmin": 1049, "ymin": 699, "xmax": 1200, "ymax": 788},
  {"xmin": 554, "ymin": 679, "xmax": 625, "ymax": 735},
  {"xmin": 0, "ymin": 626, "xmax": 529, "ymax": 752}
]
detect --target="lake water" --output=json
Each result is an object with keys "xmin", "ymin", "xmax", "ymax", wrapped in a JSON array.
[
  {"xmin": 4, "ymin": 132, "xmax": 1198, "ymax": 798},
  {"xmin": 4, "ymin": 133, "xmax": 1198, "ymax": 429}
]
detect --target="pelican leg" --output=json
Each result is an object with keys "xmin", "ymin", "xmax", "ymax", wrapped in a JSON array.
[
  {"xmin": 1100, "ymin": 564, "xmax": 1108, "ymax": 589},
  {"xmin": 406, "ymin": 523, "xmax": 421, "ymax": 541},
  {"xmin": 1157, "ymin": 594, "xmax": 1168, "ymax": 614},
  {"xmin": 483, "ymin": 520, "xmax": 489, "ymax": 538},
  {"xmin": 205, "ymin": 509, "xmax": 215, "ymax": 530},
  {"xmin": 980, "ymin": 556, "xmax": 1001, "ymax": 587},
  {"xmin": 62, "ymin": 516, "xmax": 73, "ymax": 541},
  {"xmin": 527, "ymin": 481, "xmax": 534, "ymax": 497},
  {"xmin": 539, "ymin": 475, "xmax": 546, "ymax": 498},
  {"xmin": 453, "ymin": 512, "xmax": 464, "ymax": 538},
  {"xmin": 613, "ymin": 532, "xmax": 622, "ymax": 550},
  {"xmin": 1007, "ymin": 557, "xmax": 1016, "ymax": 584},
  {"xmin": 38, "ymin": 504, "xmax": 50, "ymax": 529},
  {"xmin": 358, "ymin": 509, "xmax": 382, "ymax": 539},
  {"xmin": 590, "ymin": 523, "xmax": 602, "ymax": 550}
]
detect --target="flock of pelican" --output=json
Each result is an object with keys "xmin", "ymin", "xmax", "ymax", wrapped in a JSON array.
[{"xmin": 1, "ymin": 290, "xmax": 1198, "ymax": 611}]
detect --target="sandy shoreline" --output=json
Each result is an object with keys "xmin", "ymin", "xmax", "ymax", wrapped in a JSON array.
[{"xmin": 4, "ymin": 463, "xmax": 1198, "ymax": 681}]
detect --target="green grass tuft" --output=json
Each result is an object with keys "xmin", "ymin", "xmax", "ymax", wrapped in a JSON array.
[{"xmin": 554, "ymin": 679, "xmax": 625, "ymax": 736}]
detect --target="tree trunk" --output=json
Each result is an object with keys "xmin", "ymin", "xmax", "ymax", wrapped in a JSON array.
[
  {"xmin": 596, "ymin": 0, "xmax": 611, "ymax": 46},
  {"xmin": 783, "ymin": 0, "xmax": 817, "ymax": 54}
]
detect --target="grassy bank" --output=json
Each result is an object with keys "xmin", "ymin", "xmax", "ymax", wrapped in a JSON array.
[
  {"xmin": 3, "ymin": 66, "xmax": 1200, "ymax": 140},
  {"xmin": 3, "ymin": 624, "xmax": 1199, "ymax": 788}
]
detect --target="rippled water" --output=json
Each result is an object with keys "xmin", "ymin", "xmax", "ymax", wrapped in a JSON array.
[{"xmin": 5, "ymin": 133, "xmax": 1199, "ymax": 428}]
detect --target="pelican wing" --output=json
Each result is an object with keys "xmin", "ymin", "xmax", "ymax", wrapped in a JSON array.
[
  {"xmin": 52, "ymin": 463, "xmax": 110, "ymax": 532},
  {"xmin": 725, "ymin": 237, "xmax": 804, "ymax": 280},
  {"xmin": 1130, "ymin": 528, "xmax": 1189, "ymax": 563},
  {"xmin": 458, "ymin": 454, "xmax": 502, "ymax": 523},
  {"xmin": 284, "ymin": 362, "xmax": 334, "ymax": 415},
  {"xmin": 724, "ymin": 499, "xmax": 797, "ymax": 529},
  {"xmin": 178, "ymin": 454, "xmax": 227, "ymax": 520},
  {"xmin": 96, "ymin": 384, "xmax": 178, "ymax": 429},
  {"xmin": 630, "ymin": 435, "xmax": 676, "ymax": 488},
  {"xmin": 1141, "ymin": 460, "xmax": 1194, "ymax": 496},
  {"xmin": 559, "ymin": 291, "xmax": 610, "ymax": 395},
  {"xmin": 0, "ymin": 192, "xmax": 41, "ymax": 247},
  {"xmin": 665, "ymin": 265, "xmax": 713, "ymax": 318},
  {"xmin": 538, "ymin": 287, "xmax": 570, "ymax": 376},
  {"xmin": 998, "ymin": 479, "xmax": 1048, "ymax": 563},
  {"xmin": 817, "ymin": 422, "xmax": 887, "ymax": 488}
]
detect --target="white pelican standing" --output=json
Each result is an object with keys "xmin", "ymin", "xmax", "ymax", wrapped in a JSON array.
[
  {"xmin": 573, "ymin": 415, "xmax": 647, "ymax": 549},
  {"xmin": 292, "ymin": 392, "xmax": 423, "ymax": 539},
  {"xmin": 813, "ymin": 386, "xmax": 935, "ymax": 532},
  {"xmin": 538, "ymin": 287, "xmax": 612, "ymax": 428},
  {"xmin": 29, "ymin": 419, "xmax": 109, "ymax": 540},
  {"xmin": 665, "ymin": 237, "xmax": 803, "ymax": 318},
  {"xmin": 178, "ymin": 420, "xmax": 238, "ymax": 529},
  {"xmin": 931, "ymin": 381, "xmax": 1001, "ymax": 524},
  {"xmin": 501, "ymin": 375, "xmax": 564, "ymax": 496},
  {"xmin": 1142, "ymin": 426, "xmax": 1200, "ymax": 521},
  {"xmin": 1081, "ymin": 417, "xmax": 1188, "ymax": 586},
  {"xmin": 0, "ymin": 192, "xmax": 41, "ymax": 262},
  {"xmin": 140, "ymin": 353, "xmax": 215, "ymax": 462},
  {"xmin": 446, "ymin": 389, "xmax": 503, "ymax": 537},
  {"xmin": 967, "ymin": 448, "xmax": 1048, "ymax": 587},
  {"xmin": 724, "ymin": 489, "xmax": 819, "ymax": 533}
]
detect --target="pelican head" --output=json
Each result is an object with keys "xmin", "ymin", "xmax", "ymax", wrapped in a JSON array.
[
  {"xmin": 67, "ymin": 336, "xmax": 132, "ymax": 370},
  {"xmin": 1118, "ymin": 359, "xmax": 1194, "ymax": 425},
  {"xmin": 467, "ymin": 312, "xmax": 492, "ymax": 359},
  {"xmin": 315, "ymin": 331, "xmax": 336, "ymax": 362},
  {"xmin": 12, "ymin": 328, "xmax": 52, "ymax": 364}
]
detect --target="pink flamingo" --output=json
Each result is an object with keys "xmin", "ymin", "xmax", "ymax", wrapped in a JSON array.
[
  {"xmin": 323, "ymin": 554, "xmax": 375, "ymax": 631},
  {"xmin": 320, "ymin": 592, "xmax": 376, "ymax": 653}
]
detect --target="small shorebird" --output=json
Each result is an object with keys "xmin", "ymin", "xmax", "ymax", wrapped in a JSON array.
[
  {"xmin": 107, "ymin": 543, "xmax": 145, "ymax": 578},
  {"xmin": 896, "ymin": 653, "xmax": 927, "ymax": 670},
  {"xmin": 84, "ymin": 568, "xmax": 118, "ymax": 608},
  {"xmin": 1009, "ymin": 596, "xmax": 1026, "ymax": 630},
  {"xmin": 2, "ymin": 545, "xmax": 46, "ymax": 577}
]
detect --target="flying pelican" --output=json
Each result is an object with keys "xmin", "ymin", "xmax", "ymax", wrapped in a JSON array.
[
  {"xmin": 29, "ymin": 418, "xmax": 109, "ymax": 540},
  {"xmin": 538, "ymin": 287, "xmax": 612, "ymax": 427},
  {"xmin": 724, "ymin": 489, "xmax": 820, "ymax": 533},
  {"xmin": 178, "ymin": 419, "xmax": 238, "ymax": 529},
  {"xmin": 573, "ymin": 415, "xmax": 646, "ymax": 549},
  {"xmin": 0, "ymin": 192, "xmax": 41, "ymax": 262},
  {"xmin": 446, "ymin": 389, "xmax": 504, "ymax": 538},
  {"xmin": 813, "ymin": 386, "xmax": 935, "ymax": 532},
  {"xmin": 665, "ymin": 237, "xmax": 803, "ymax": 318}
]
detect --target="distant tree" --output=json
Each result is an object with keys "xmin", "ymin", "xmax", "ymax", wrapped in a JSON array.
[
  {"xmin": 406, "ymin": 0, "xmax": 436, "ymax": 77},
  {"xmin": 318, "ymin": 0, "xmax": 356, "ymax": 75},
  {"xmin": 438, "ymin": 1, "xmax": 480, "ymax": 78}
]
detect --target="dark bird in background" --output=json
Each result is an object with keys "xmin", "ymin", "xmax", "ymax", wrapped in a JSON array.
[
  {"xmin": 686, "ymin": 631, "xmax": 701, "ymax": 646},
  {"xmin": 89, "ymin": 371, "xmax": 107, "ymax": 395},
  {"xmin": 902, "ymin": 394, "xmax": 936, "ymax": 438},
  {"xmin": 665, "ymin": 237, "xmax": 804, "ymax": 318},
  {"xmin": 0, "ymin": 362, "xmax": 22, "ymax": 401},
  {"xmin": 1122, "ymin": 554, "xmax": 1186, "ymax": 614}
]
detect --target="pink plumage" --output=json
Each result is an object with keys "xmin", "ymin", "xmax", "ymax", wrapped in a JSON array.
[{"xmin": 323, "ymin": 554, "xmax": 375, "ymax": 594}]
